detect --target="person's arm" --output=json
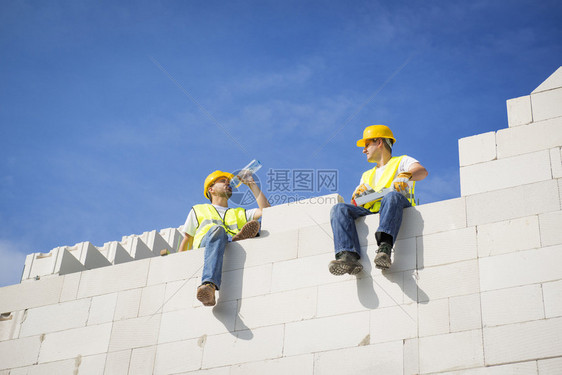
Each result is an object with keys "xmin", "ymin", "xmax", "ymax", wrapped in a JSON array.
[
  {"xmin": 408, "ymin": 162, "xmax": 428, "ymax": 181},
  {"xmin": 178, "ymin": 234, "xmax": 194, "ymax": 252},
  {"xmin": 242, "ymin": 175, "xmax": 270, "ymax": 220}
]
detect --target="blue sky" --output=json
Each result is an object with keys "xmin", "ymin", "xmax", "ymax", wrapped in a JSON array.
[{"xmin": 1, "ymin": 0, "xmax": 561, "ymax": 287}]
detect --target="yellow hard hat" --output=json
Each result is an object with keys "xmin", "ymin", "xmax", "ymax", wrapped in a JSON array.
[
  {"xmin": 356, "ymin": 125, "xmax": 396, "ymax": 147},
  {"xmin": 203, "ymin": 170, "xmax": 234, "ymax": 199}
]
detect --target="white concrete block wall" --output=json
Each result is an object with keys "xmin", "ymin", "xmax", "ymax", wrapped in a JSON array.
[{"xmin": 2, "ymin": 67, "xmax": 562, "ymax": 374}]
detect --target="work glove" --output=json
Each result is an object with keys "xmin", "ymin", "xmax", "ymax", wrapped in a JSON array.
[
  {"xmin": 392, "ymin": 172, "xmax": 412, "ymax": 193},
  {"xmin": 351, "ymin": 184, "xmax": 369, "ymax": 201}
]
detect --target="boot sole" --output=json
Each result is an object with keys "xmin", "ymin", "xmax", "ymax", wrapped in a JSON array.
[
  {"xmin": 374, "ymin": 253, "xmax": 391, "ymax": 270},
  {"xmin": 197, "ymin": 285, "xmax": 216, "ymax": 306},
  {"xmin": 329, "ymin": 260, "xmax": 363, "ymax": 275},
  {"xmin": 232, "ymin": 220, "xmax": 260, "ymax": 241}
]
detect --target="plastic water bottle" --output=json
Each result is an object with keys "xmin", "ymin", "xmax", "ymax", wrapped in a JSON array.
[{"xmin": 230, "ymin": 159, "xmax": 262, "ymax": 188}]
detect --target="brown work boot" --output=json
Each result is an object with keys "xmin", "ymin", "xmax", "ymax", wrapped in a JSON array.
[
  {"xmin": 232, "ymin": 220, "xmax": 260, "ymax": 241},
  {"xmin": 329, "ymin": 251, "xmax": 363, "ymax": 276},
  {"xmin": 374, "ymin": 243, "xmax": 393, "ymax": 270},
  {"xmin": 197, "ymin": 283, "xmax": 217, "ymax": 306}
]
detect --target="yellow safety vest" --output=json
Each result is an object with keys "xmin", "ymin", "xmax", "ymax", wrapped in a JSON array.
[
  {"xmin": 192, "ymin": 204, "xmax": 248, "ymax": 249},
  {"xmin": 360, "ymin": 155, "xmax": 416, "ymax": 213}
]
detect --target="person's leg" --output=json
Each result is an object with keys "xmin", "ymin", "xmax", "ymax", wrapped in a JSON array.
[
  {"xmin": 197, "ymin": 225, "xmax": 228, "ymax": 306},
  {"xmin": 329, "ymin": 202, "xmax": 373, "ymax": 275},
  {"xmin": 374, "ymin": 191, "xmax": 411, "ymax": 269}
]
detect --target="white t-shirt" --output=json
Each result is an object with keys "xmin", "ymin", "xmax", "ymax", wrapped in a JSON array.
[
  {"xmin": 181, "ymin": 204, "xmax": 258, "ymax": 241},
  {"xmin": 355, "ymin": 155, "xmax": 419, "ymax": 192}
]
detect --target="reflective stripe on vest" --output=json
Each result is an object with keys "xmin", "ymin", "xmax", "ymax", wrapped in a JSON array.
[
  {"xmin": 360, "ymin": 155, "xmax": 416, "ymax": 213},
  {"xmin": 192, "ymin": 204, "xmax": 248, "ymax": 249}
]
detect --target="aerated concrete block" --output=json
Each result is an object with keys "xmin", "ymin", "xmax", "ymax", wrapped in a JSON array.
[
  {"xmin": 121, "ymin": 237, "xmax": 156, "ymax": 260},
  {"xmin": 100, "ymin": 242, "xmax": 133, "ymax": 264},
  {"xmin": 398, "ymin": 198, "xmax": 467, "ymax": 239},
  {"xmin": 59, "ymin": 272, "xmax": 81, "ymax": 302},
  {"xmin": 158, "ymin": 301, "xmax": 237, "ymax": 344},
  {"xmin": 161, "ymin": 278, "xmax": 201, "ymax": 313},
  {"xmin": 458, "ymin": 131, "xmax": 497, "ymax": 166},
  {"xmin": 467, "ymin": 179, "xmax": 560, "ymax": 226},
  {"xmin": 88, "ymin": 293, "xmax": 117, "ymax": 326},
  {"xmin": 0, "ymin": 336, "xmax": 41, "ymax": 371},
  {"xmin": 356, "ymin": 213, "xmax": 380, "ymax": 246},
  {"xmin": 109, "ymin": 315, "xmax": 161, "ymax": 352},
  {"xmin": 449, "ymin": 293, "xmax": 482, "ymax": 333},
  {"xmin": 539, "ymin": 211, "xmax": 562, "ymax": 247},
  {"xmin": 261, "ymin": 194, "xmax": 343, "ymax": 234},
  {"xmin": 484, "ymin": 317, "xmax": 562, "ymax": 365},
  {"xmin": 38, "ymin": 323, "xmax": 113, "ymax": 363},
  {"xmin": 202, "ymin": 325, "xmax": 284, "ymax": 368},
  {"xmin": 543, "ymin": 280, "xmax": 562, "ymax": 318},
  {"xmin": 404, "ymin": 338, "xmax": 419, "ymax": 375},
  {"xmin": 0, "ymin": 310, "xmax": 23, "ymax": 342},
  {"xmin": 441, "ymin": 362, "xmax": 538, "ymax": 375},
  {"xmin": 270, "ymin": 253, "xmax": 339, "ymax": 293},
  {"xmin": 77, "ymin": 258, "xmax": 150, "ymax": 299},
  {"xmin": 531, "ymin": 87, "xmax": 562, "ymax": 122},
  {"xmin": 481, "ymin": 284, "xmax": 545, "ymax": 327},
  {"xmin": 129, "ymin": 346, "xmax": 156, "ymax": 375},
  {"xmin": 104, "ymin": 349, "xmax": 131, "ymax": 375},
  {"xmin": 532, "ymin": 66, "xmax": 562, "ymax": 93},
  {"xmin": 539, "ymin": 357, "xmax": 562, "ymax": 375},
  {"xmin": 506, "ymin": 95, "xmax": 533, "ymax": 127},
  {"xmin": 419, "ymin": 329, "xmax": 484, "ymax": 374},
  {"xmin": 231, "ymin": 354, "xmax": 313, "ymax": 375},
  {"xmin": 496, "ymin": 116, "xmax": 562, "ymax": 159},
  {"xmin": 222, "ymin": 229, "xmax": 299, "ymax": 272},
  {"xmin": 159, "ymin": 227, "xmax": 183, "ymax": 253},
  {"xmin": 236, "ymin": 287, "xmax": 317, "ymax": 330},
  {"xmin": 460, "ymin": 150, "xmax": 552, "ymax": 196},
  {"xmin": 220, "ymin": 263, "xmax": 273, "ymax": 302},
  {"xmin": 477, "ymin": 215, "xmax": 541, "ymax": 258},
  {"xmin": 147, "ymin": 249, "xmax": 204, "ymax": 286},
  {"xmin": 284, "ymin": 312, "xmax": 370, "ymax": 356},
  {"xmin": 314, "ymin": 342, "xmax": 403, "ymax": 375},
  {"xmin": 370, "ymin": 304, "xmax": 417, "ymax": 344},
  {"xmin": 418, "ymin": 298, "xmax": 449, "ymax": 337},
  {"xmin": 154, "ymin": 339, "xmax": 203, "ymax": 375},
  {"xmin": 297, "ymin": 222, "xmax": 334, "ymax": 258},
  {"xmin": 550, "ymin": 147, "xmax": 562, "ymax": 178},
  {"xmin": 479, "ymin": 245, "xmax": 562, "ymax": 292},
  {"xmin": 138, "ymin": 284, "xmax": 166, "ymax": 317},
  {"xmin": 114, "ymin": 288, "xmax": 142, "ymax": 321},
  {"xmin": 417, "ymin": 227, "xmax": 477, "ymax": 269},
  {"xmin": 0, "ymin": 276, "xmax": 63, "ymax": 313},
  {"xmin": 65, "ymin": 242, "xmax": 111, "ymax": 270},
  {"xmin": 416, "ymin": 260, "xmax": 480, "ymax": 302},
  {"xmin": 19, "ymin": 298, "xmax": 91, "ymax": 337},
  {"xmin": 139, "ymin": 230, "xmax": 174, "ymax": 256}
]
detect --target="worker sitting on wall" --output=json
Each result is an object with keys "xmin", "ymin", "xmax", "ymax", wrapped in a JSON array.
[
  {"xmin": 329, "ymin": 125, "xmax": 428, "ymax": 274},
  {"xmin": 178, "ymin": 170, "xmax": 270, "ymax": 306}
]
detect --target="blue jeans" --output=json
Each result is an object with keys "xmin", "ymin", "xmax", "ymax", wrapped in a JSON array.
[
  {"xmin": 200, "ymin": 225, "xmax": 229, "ymax": 289},
  {"xmin": 330, "ymin": 191, "xmax": 412, "ymax": 257}
]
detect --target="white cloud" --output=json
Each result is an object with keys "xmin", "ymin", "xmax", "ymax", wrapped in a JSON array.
[{"xmin": 0, "ymin": 240, "xmax": 27, "ymax": 288}]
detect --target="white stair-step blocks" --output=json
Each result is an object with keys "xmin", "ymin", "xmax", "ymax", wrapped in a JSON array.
[
  {"xmin": 458, "ymin": 131, "xmax": 497, "ymax": 166},
  {"xmin": 531, "ymin": 87, "xmax": 562, "ymax": 123},
  {"xmin": 532, "ymin": 66, "xmax": 562, "ymax": 93},
  {"xmin": 506, "ymin": 95, "xmax": 533, "ymax": 127},
  {"xmin": 466, "ymin": 179, "xmax": 560, "ymax": 226},
  {"xmin": 460, "ymin": 149, "xmax": 552, "ymax": 196},
  {"xmin": 496, "ymin": 116, "xmax": 562, "ymax": 159}
]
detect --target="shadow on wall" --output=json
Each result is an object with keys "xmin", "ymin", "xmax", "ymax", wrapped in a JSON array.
[
  {"xmin": 216, "ymin": 243, "xmax": 253, "ymax": 340},
  {"xmin": 356, "ymin": 208, "xmax": 428, "ymax": 309}
]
